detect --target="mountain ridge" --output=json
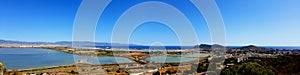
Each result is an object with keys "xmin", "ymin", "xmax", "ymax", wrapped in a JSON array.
[{"xmin": 0, "ymin": 39, "xmax": 141, "ymax": 46}]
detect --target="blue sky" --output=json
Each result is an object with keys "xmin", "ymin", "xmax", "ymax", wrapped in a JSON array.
[{"xmin": 0, "ymin": 0, "xmax": 300, "ymax": 46}]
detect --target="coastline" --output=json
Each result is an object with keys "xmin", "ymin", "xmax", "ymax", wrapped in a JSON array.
[
  {"xmin": 17, "ymin": 64, "xmax": 76, "ymax": 72},
  {"xmin": 0, "ymin": 47, "xmax": 211, "ymax": 73},
  {"xmin": 1, "ymin": 45, "xmax": 299, "ymax": 75}
]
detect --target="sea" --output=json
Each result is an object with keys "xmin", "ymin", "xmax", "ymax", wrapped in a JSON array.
[
  {"xmin": 0, "ymin": 48, "xmax": 133, "ymax": 70},
  {"xmin": 95, "ymin": 46, "xmax": 194, "ymax": 49},
  {"xmin": 228, "ymin": 46, "xmax": 300, "ymax": 50},
  {"xmin": 95, "ymin": 46, "xmax": 300, "ymax": 50},
  {"xmin": 0, "ymin": 48, "xmax": 208, "ymax": 70}
]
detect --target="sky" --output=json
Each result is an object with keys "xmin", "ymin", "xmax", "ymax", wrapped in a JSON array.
[{"xmin": 0, "ymin": 0, "xmax": 300, "ymax": 46}]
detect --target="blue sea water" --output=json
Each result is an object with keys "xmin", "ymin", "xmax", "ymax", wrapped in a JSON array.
[
  {"xmin": 228, "ymin": 46, "xmax": 300, "ymax": 50},
  {"xmin": 261, "ymin": 46, "xmax": 300, "ymax": 50},
  {"xmin": 95, "ymin": 46, "xmax": 194, "ymax": 49},
  {"xmin": 96, "ymin": 46, "xmax": 300, "ymax": 50},
  {"xmin": 0, "ymin": 48, "xmax": 133, "ymax": 70}
]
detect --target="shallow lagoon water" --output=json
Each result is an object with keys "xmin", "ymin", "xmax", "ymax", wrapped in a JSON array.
[
  {"xmin": 0, "ymin": 48, "xmax": 209, "ymax": 70},
  {"xmin": 0, "ymin": 48, "xmax": 133, "ymax": 70}
]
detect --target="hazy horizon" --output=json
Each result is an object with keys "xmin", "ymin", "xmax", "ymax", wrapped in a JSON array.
[
  {"xmin": 2, "ymin": 38, "xmax": 300, "ymax": 47},
  {"xmin": 1, "ymin": 0, "xmax": 300, "ymax": 46}
]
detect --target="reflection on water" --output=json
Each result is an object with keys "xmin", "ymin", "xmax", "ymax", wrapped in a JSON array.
[
  {"xmin": 0, "ymin": 48, "xmax": 133, "ymax": 70},
  {"xmin": 0, "ymin": 48, "xmax": 209, "ymax": 70}
]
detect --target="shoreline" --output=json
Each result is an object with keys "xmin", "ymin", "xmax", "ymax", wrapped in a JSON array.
[
  {"xmin": 6, "ymin": 56, "xmax": 210, "ymax": 72},
  {"xmin": 0, "ymin": 47, "xmax": 210, "ymax": 63},
  {"xmin": 0, "ymin": 47, "xmax": 211, "ymax": 73},
  {"xmin": 17, "ymin": 64, "xmax": 76, "ymax": 72},
  {"xmin": 2, "ymin": 45, "xmax": 298, "ymax": 74}
]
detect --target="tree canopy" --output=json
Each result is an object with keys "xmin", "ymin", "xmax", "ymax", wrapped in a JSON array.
[{"xmin": 221, "ymin": 62, "xmax": 274, "ymax": 75}]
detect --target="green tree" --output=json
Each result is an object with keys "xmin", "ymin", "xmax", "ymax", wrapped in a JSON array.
[{"xmin": 221, "ymin": 62, "xmax": 275, "ymax": 75}]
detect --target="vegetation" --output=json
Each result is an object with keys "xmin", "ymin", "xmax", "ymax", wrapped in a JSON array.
[
  {"xmin": 221, "ymin": 55, "xmax": 300, "ymax": 75},
  {"xmin": 167, "ymin": 52, "xmax": 182, "ymax": 55},
  {"xmin": 221, "ymin": 62, "xmax": 274, "ymax": 75},
  {"xmin": 256, "ymin": 55, "xmax": 300, "ymax": 75},
  {"xmin": 69, "ymin": 70, "xmax": 78, "ymax": 74}
]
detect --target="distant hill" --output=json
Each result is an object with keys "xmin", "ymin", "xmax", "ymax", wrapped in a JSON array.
[
  {"xmin": 0, "ymin": 39, "xmax": 141, "ymax": 46},
  {"xmin": 54, "ymin": 41, "xmax": 141, "ymax": 46},
  {"xmin": 241, "ymin": 45, "xmax": 261, "ymax": 50},
  {"xmin": 194, "ymin": 44, "xmax": 226, "ymax": 49},
  {"xmin": 0, "ymin": 39, "xmax": 50, "ymax": 44}
]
